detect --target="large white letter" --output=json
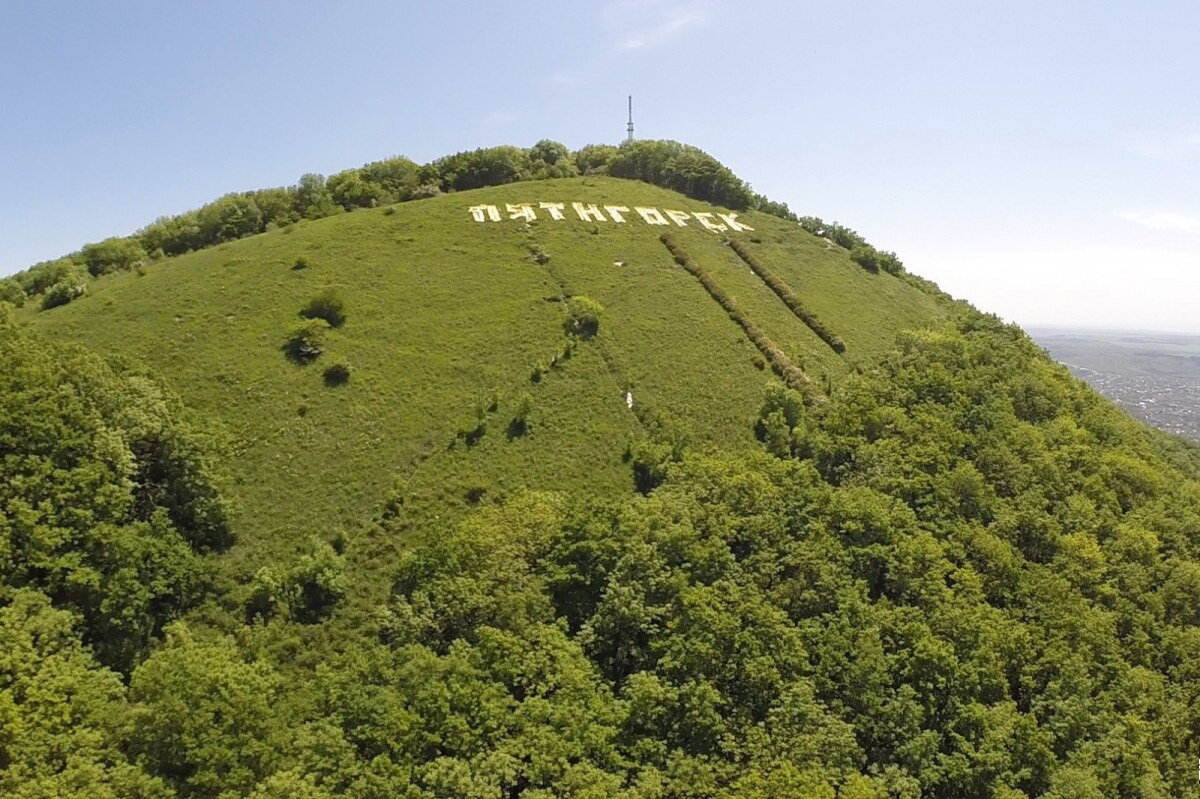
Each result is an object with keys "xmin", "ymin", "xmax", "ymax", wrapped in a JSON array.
[
  {"xmin": 604, "ymin": 205, "xmax": 630, "ymax": 223},
  {"xmin": 539, "ymin": 202, "xmax": 566, "ymax": 220},
  {"xmin": 693, "ymin": 212, "xmax": 728, "ymax": 233},
  {"xmin": 469, "ymin": 204, "xmax": 501, "ymax": 222},
  {"xmin": 572, "ymin": 202, "xmax": 607, "ymax": 222},
  {"xmin": 664, "ymin": 209, "xmax": 691, "ymax": 227},
  {"xmin": 634, "ymin": 206, "xmax": 669, "ymax": 225},
  {"xmin": 717, "ymin": 212, "xmax": 754, "ymax": 232},
  {"xmin": 507, "ymin": 203, "xmax": 537, "ymax": 222}
]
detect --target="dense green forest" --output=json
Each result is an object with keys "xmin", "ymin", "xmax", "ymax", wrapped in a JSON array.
[
  {"xmin": 3, "ymin": 140, "xmax": 1200, "ymax": 797},
  {"xmin": 4, "ymin": 300, "xmax": 1200, "ymax": 796}
]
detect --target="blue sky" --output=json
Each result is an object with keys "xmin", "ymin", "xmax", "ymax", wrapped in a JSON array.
[{"xmin": 3, "ymin": 1, "xmax": 1199, "ymax": 332}]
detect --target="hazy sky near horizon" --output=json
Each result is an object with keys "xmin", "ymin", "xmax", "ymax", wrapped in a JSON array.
[{"xmin": 3, "ymin": 1, "xmax": 1199, "ymax": 332}]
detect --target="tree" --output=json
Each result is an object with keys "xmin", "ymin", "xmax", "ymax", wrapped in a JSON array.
[
  {"xmin": 0, "ymin": 277, "xmax": 25, "ymax": 307},
  {"xmin": 81, "ymin": 236, "xmax": 146, "ymax": 276},
  {"xmin": 529, "ymin": 139, "xmax": 578, "ymax": 179},
  {"xmin": 0, "ymin": 317, "xmax": 229, "ymax": 670},
  {"xmin": 197, "ymin": 194, "xmax": 266, "ymax": 243},
  {"xmin": 294, "ymin": 173, "xmax": 338, "ymax": 219},
  {"xmin": 575, "ymin": 144, "xmax": 619, "ymax": 175},
  {"xmin": 0, "ymin": 590, "xmax": 168, "ymax": 797},
  {"xmin": 327, "ymin": 169, "xmax": 385, "ymax": 210},
  {"xmin": 129, "ymin": 624, "xmax": 281, "ymax": 797},
  {"xmin": 360, "ymin": 156, "xmax": 420, "ymax": 202},
  {"xmin": 40, "ymin": 277, "xmax": 86, "ymax": 309}
]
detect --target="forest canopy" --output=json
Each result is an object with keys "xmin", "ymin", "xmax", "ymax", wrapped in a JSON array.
[{"xmin": 3, "ymin": 304, "xmax": 1199, "ymax": 797}]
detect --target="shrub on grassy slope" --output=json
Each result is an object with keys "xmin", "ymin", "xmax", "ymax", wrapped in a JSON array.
[
  {"xmin": 40, "ymin": 277, "xmax": 87, "ymax": 309},
  {"xmin": 564, "ymin": 295, "xmax": 603, "ymax": 339},
  {"xmin": 300, "ymin": 289, "xmax": 347, "ymax": 328},
  {"xmin": 284, "ymin": 320, "xmax": 329, "ymax": 364}
]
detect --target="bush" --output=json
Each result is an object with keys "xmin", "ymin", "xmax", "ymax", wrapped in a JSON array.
[
  {"xmin": 508, "ymin": 392, "xmax": 533, "ymax": 438},
  {"xmin": 850, "ymin": 246, "xmax": 880, "ymax": 273},
  {"xmin": 283, "ymin": 320, "xmax": 329, "ymax": 364},
  {"xmin": 300, "ymin": 289, "xmax": 346, "ymax": 328},
  {"xmin": 41, "ymin": 279, "xmax": 86, "ymax": 310},
  {"xmin": 322, "ymin": 362, "xmax": 351, "ymax": 387},
  {"xmin": 246, "ymin": 540, "xmax": 346, "ymax": 623},
  {"xmin": 564, "ymin": 295, "xmax": 604, "ymax": 339},
  {"xmin": 292, "ymin": 257, "xmax": 310, "ymax": 270},
  {"xmin": 410, "ymin": 182, "xmax": 441, "ymax": 199}
]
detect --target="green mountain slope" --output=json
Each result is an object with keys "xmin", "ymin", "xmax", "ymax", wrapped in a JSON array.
[
  {"xmin": 26, "ymin": 176, "xmax": 946, "ymax": 580},
  {"xmin": 8, "ymin": 157, "xmax": 1200, "ymax": 796}
]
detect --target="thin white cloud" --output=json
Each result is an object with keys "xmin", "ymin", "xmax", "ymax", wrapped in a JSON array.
[
  {"xmin": 1124, "ymin": 125, "xmax": 1200, "ymax": 160},
  {"xmin": 1119, "ymin": 211, "xmax": 1200, "ymax": 234},
  {"xmin": 604, "ymin": 0, "xmax": 716, "ymax": 50}
]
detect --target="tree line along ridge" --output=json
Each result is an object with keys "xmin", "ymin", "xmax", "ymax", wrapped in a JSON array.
[{"xmin": 0, "ymin": 139, "xmax": 909, "ymax": 312}]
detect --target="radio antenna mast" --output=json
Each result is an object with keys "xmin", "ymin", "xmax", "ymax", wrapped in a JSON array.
[{"xmin": 626, "ymin": 95, "xmax": 634, "ymax": 142}]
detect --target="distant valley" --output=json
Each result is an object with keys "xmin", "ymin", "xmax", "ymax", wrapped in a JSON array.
[{"xmin": 1028, "ymin": 326, "xmax": 1200, "ymax": 442}]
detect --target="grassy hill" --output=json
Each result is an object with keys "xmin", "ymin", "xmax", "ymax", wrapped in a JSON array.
[
  {"xmin": 11, "ymin": 159, "xmax": 1200, "ymax": 797},
  {"xmin": 24, "ymin": 176, "xmax": 947, "ymax": 593}
]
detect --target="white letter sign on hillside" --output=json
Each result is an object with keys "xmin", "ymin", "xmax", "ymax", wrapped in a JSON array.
[
  {"xmin": 467, "ymin": 201, "xmax": 753, "ymax": 233},
  {"xmin": 634, "ymin": 206, "xmax": 670, "ymax": 226}
]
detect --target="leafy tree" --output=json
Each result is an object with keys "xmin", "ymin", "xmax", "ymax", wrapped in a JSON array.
[
  {"xmin": 196, "ymin": 194, "xmax": 266, "ymax": 243},
  {"xmin": 0, "ymin": 278, "xmax": 25, "ymax": 308},
  {"xmin": 14, "ymin": 257, "xmax": 82, "ymax": 297},
  {"xmin": 246, "ymin": 540, "xmax": 347, "ymax": 623},
  {"xmin": 574, "ymin": 144, "xmax": 620, "ymax": 175},
  {"xmin": 608, "ymin": 140, "xmax": 754, "ymax": 209},
  {"xmin": 360, "ymin": 156, "xmax": 420, "ymax": 202},
  {"xmin": 128, "ymin": 624, "xmax": 281, "ymax": 797},
  {"xmin": 326, "ymin": 169, "xmax": 385, "ymax": 210},
  {"xmin": 81, "ymin": 236, "xmax": 146, "ymax": 276},
  {"xmin": 295, "ymin": 173, "xmax": 338, "ymax": 220},
  {"xmin": 528, "ymin": 139, "xmax": 579, "ymax": 179},
  {"xmin": 421, "ymin": 145, "xmax": 533, "ymax": 192},
  {"xmin": 0, "ymin": 590, "xmax": 168, "ymax": 797},
  {"xmin": 0, "ymin": 318, "xmax": 229, "ymax": 670}
]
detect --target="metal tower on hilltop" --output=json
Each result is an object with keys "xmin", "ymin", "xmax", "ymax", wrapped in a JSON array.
[{"xmin": 626, "ymin": 95, "xmax": 634, "ymax": 142}]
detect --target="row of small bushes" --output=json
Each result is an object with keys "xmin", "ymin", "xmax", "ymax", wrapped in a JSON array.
[
  {"xmin": 727, "ymin": 239, "xmax": 846, "ymax": 354},
  {"xmin": 659, "ymin": 233, "xmax": 811, "ymax": 394}
]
